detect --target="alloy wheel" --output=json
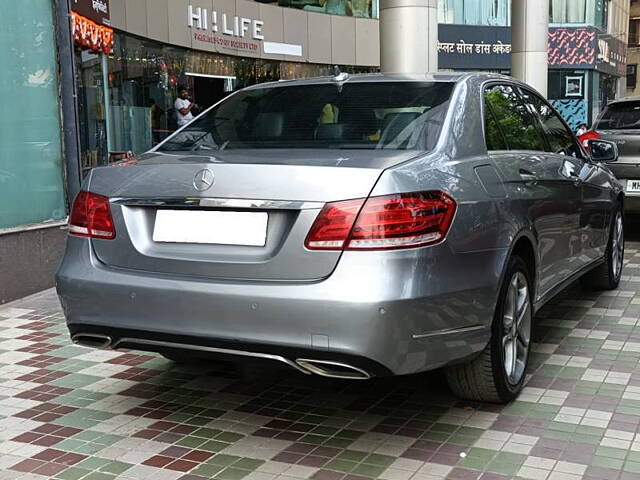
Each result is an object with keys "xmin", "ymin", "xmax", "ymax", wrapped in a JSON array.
[
  {"xmin": 502, "ymin": 272, "xmax": 531, "ymax": 386},
  {"xmin": 612, "ymin": 211, "xmax": 624, "ymax": 281}
]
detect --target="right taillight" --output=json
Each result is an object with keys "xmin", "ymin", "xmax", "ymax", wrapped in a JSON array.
[
  {"xmin": 69, "ymin": 191, "xmax": 116, "ymax": 240},
  {"xmin": 305, "ymin": 191, "xmax": 456, "ymax": 251}
]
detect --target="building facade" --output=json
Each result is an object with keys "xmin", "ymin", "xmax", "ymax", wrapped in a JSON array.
[
  {"xmin": 437, "ymin": 0, "xmax": 629, "ymax": 131},
  {"xmin": 72, "ymin": 0, "xmax": 380, "ymax": 171},
  {"xmin": 0, "ymin": 0, "xmax": 69, "ymax": 304},
  {"xmin": 626, "ymin": 0, "xmax": 640, "ymax": 95}
]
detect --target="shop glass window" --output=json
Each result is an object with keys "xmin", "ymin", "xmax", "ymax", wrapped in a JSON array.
[
  {"xmin": 519, "ymin": 89, "xmax": 581, "ymax": 157},
  {"xmin": 265, "ymin": 0, "xmax": 378, "ymax": 18},
  {"xmin": 158, "ymin": 82, "xmax": 454, "ymax": 152},
  {"xmin": 550, "ymin": 0, "xmax": 607, "ymax": 27},
  {"xmin": 439, "ymin": 0, "xmax": 511, "ymax": 26},
  {"xmin": 483, "ymin": 85, "xmax": 547, "ymax": 151},
  {"xmin": 0, "ymin": 1, "xmax": 66, "ymax": 228}
]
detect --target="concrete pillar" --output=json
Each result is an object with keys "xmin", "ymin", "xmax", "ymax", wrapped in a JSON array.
[
  {"xmin": 379, "ymin": 0, "xmax": 438, "ymax": 74},
  {"xmin": 511, "ymin": 0, "xmax": 549, "ymax": 97}
]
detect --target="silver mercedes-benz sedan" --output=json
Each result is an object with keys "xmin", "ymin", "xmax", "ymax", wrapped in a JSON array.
[{"xmin": 56, "ymin": 73, "xmax": 623, "ymax": 403}]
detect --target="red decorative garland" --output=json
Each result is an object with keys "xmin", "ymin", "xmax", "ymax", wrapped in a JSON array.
[{"xmin": 71, "ymin": 11, "xmax": 114, "ymax": 54}]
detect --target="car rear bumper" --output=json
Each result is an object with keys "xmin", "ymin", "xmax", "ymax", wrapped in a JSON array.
[{"xmin": 55, "ymin": 237, "xmax": 506, "ymax": 376}]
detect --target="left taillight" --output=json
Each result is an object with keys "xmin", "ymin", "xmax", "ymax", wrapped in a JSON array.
[
  {"xmin": 68, "ymin": 191, "xmax": 116, "ymax": 240},
  {"xmin": 305, "ymin": 191, "xmax": 456, "ymax": 251}
]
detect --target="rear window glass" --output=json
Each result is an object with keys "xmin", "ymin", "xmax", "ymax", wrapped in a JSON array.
[
  {"xmin": 595, "ymin": 101, "xmax": 640, "ymax": 130},
  {"xmin": 157, "ymin": 82, "xmax": 454, "ymax": 152}
]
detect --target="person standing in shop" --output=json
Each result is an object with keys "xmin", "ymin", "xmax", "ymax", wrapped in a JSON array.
[{"xmin": 174, "ymin": 87, "xmax": 198, "ymax": 128}]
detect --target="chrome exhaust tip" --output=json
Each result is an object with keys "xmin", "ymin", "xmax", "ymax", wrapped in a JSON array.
[
  {"xmin": 71, "ymin": 333, "xmax": 112, "ymax": 349},
  {"xmin": 295, "ymin": 359, "xmax": 371, "ymax": 380}
]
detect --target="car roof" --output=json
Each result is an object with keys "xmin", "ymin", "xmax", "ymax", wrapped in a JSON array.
[
  {"xmin": 242, "ymin": 72, "xmax": 511, "ymax": 90},
  {"xmin": 606, "ymin": 96, "xmax": 640, "ymax": 106}
]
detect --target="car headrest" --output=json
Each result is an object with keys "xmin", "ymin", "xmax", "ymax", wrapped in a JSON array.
[{"xmin": 254, "ymin": 113, "xmax": 284, "ymax": 138}]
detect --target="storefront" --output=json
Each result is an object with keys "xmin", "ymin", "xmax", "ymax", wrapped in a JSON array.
[
  {"xmin": 437, "ymin": 24, "xmax": 627, "ymax": 131},
  {"xmin": 71, "ymin": 0, "xmax": 379, "ymax": 173}
]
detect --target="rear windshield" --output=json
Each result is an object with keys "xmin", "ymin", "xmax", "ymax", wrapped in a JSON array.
[
  {"xmin": 595, "ymin": 101, "xmax": 640, "ymax": 130},
  {"xmin": 157, "ymin": 81, "xmax": 454, "ymax": 152}
]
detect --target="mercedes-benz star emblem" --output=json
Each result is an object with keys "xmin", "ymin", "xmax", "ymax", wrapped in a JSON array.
[{"xmin": 193, "ymin": 169, "xmax": 215, "ymax": 192}]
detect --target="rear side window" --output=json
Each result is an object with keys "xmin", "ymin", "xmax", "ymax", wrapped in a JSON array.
[
  {"xmin": 519, "ymin": 89, "xmax": 581, "ymax": 157},
  {"xmin": 484, "ymin": 85, "xmax": 547, "ymax": 152},
  {"xmin": 595, "ymin": 101, "xmax": 640, "ymax": 130}
]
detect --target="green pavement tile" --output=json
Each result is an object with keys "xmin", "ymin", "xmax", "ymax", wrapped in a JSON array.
[
  {"xmin": 301, "ymin": 414, "xmax": 328, "ymax": 424},
  {"xmin": 192, "ymin": 464, "xmax": 225, "ymax": 477},
  {"xmin": 486, "ymin": 459, "xmax": 521, "ymax": 476},
  {"xmin": 323, "ymin": 437, "xmax": 353, "ymax": 448},
  {"xmin": 209, "ymin": 455, "xmax": 242, "ymax": 466},
  {"xmin": 597, "ymin": 446, "xmax": 628, "ymax": 460},
  {"xmin": 49, "ymin": 373, "xmax": 103, "ymax": 389},
  {"xmin": 311, "ymin": 425, "xmax": 340, "ymax": 436},
  {"xmin": 54, "ymin": 439, "xmax": 86, "ymax": 451},
  {"xmin": 337, "ymin": 450, "xmax": 368, "ymax": 462},
  {"xmin": 574, "ymin": 425, "xmax": 605, "ymax": 438},
  {"xmin": 335, "ymin": 429, "xmax": 363, "ymax": 440},
  {"xmin": 625, "ymin": 461, "xmax": 640, "ymax": 473},
  {"xmin": 77, "ymin": 457, "xmax": 112, "ymax": 470},
  {"xmin": 164, "ymin": 412, "xmax": 192, "ymax": 423},
  {"xmin": 466, "ymin": 448, "xmax": 498, "ymax": 462},
  {"xmin": 193, "ymin": 427, "xmax": 223, "ymax": 438},
  {"xmin": 325, "ymin": 459, "xmax": 358, "ymax": 473},
  {"xmin": 99, "ymin": 461, "xmax": 133, "ymax": 475},
  {"xmin": 593, "ymin": 455, "xmax": 625, "ymax": 470},
  {"xmin": 459, "ymin": 455, "xmax": 492, "ymax": 470},
  {"xmin": 176, "ymin": 435, "xmax": 208, "ymax": 448},
  {"xmin": 537, "ymin": 365, "xmax": 563, "ymax": 376},
  {"xmin": 215, "ymin": 467, "xmax": 251, "ymax": 480},
  {"xmin": 82, "ymin": 473, "xmax": 116, "ymax": 480},
  {"xmin": 557, "ymin": 366, "xmax": 586, "ymax": 379},
  {"xmin": 72, "ymin": 430, "xmax": 103, "ymax": 441},
  {"xmin": 449, "ymin": 434, "xmax": 479, "ymax": 446},
  {"xmin": 302, "ymin": 434, "xmax": 329, "ymax": 445},
  {"xmin": 201, "ymin": 440, "xmax": 232, "ymax": 452},
  {"xmin": 352, "ymin": 464, "xmax": 386, "ymax": 478},
  {"xmin": 363, "ymin": 454, "xmax": 395, "ymax": 467},
  {"xmin": 431, "ymin": 423, "xmax": 458, "ymax": 433},
  {"xmin": 75, "ymin": 443, "xmax": 109, "ymax": 455},
  {"xmin": 55, "ymin": 467, "xmax": 92, "ymax": 480},
  {"xmin": 233, "ymin": 458, "xmax": 264, "ymax": 470},
  {"xmin": 93, "ymin": 434, "xmax": 123, "ymax": 446},
  {"xmin": 216, "ymin": 432, "xmax": 244, "ymax": 442},
  {"xmin": 186, "ymin": 415, "xmax": 214, "ymax": 426},
  {"xmin": 421, "ymin": 430, "xmax": 451, "ymax": 442}
]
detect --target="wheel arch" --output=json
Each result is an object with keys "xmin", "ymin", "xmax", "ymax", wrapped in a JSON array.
[{"xmin": 501, "ymin": 231, "xmax": 539, "ymax": 304}]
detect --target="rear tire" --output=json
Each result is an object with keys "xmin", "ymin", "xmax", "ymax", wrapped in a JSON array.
[
  {"xmin": 581, "ymin": 205, "xmax": 624, "ymax": 291},
  {"xmin": 445, "ymin": 255, "xmax": 532, "ymax": 403}
]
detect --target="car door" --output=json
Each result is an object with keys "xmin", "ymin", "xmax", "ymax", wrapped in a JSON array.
[
  {"xmin": 518, "ymin": 87, "xmax": 609, "ymax": 268},
  {"xmin": 483, "ymin": 83, "xmax": 581, "ymax": 298}
]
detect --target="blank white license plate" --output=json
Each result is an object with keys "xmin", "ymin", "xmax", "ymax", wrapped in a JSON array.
[
  {"xmin": 153, "ymin": 210, "xmax": 268, "ymax": 246},
  {"xmin": 628, "ymin": 180, "xmax": 640, "ymax": 193}
]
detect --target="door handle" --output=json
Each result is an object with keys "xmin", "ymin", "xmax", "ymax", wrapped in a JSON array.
[{"xmin": 519, "ymin": 169, "xmax": 537, "ymax": 184}]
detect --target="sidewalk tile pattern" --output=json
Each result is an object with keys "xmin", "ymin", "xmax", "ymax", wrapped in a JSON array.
[{"xmin": 3, "ymin": 246, "xmax": 640, "ymax": 479}]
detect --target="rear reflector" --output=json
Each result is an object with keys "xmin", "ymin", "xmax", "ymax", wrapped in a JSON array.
[
  {"xmin": 69, "ymin": 191, "xmax": 116, "ymax": 240},
  {"xmin": 305, "ymin": 191, "xmax": 456, "ymax": 251}
]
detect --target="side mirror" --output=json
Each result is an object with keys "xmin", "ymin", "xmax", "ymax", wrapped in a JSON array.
[{"xmin": 588, "ymin": 139, "xmax": 618, "ymax": 163}]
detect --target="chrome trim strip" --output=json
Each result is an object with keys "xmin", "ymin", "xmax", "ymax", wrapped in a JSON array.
[
  {"xmin": 111, "ymin": 197, "xmax": 325, "ymax": 210},
  {"xmin": 113, "ymin": 337, "xmax": 312, "ymax": 375},
  {"xmin": 412, "ymin": 325, "xmax": 486, "ymax": 340},
  {"xmin": 295, "ymin": 359, "xmax": 371, "ymax": 380}
]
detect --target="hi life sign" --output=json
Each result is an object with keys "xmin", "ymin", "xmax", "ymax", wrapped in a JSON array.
[{"xmin": 188, "ymin": 5, "xmax": 264, "ymax": 41}]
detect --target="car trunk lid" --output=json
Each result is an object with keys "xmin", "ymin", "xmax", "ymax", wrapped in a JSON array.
[{"xmin": 87, "ymin": 150, "xmax": 418, "ymax": 281}]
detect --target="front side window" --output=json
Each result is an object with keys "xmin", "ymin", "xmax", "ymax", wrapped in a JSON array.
[
  {"xmin": 483, "ymin": 85, "xmax": 547, "ymax": 151},
  {"xmin": 157, "ymin": 82, "xmax": 454, "ymax": 153},
  {"xmin": 519, "ymin": 89, "xmax": 581, "ymax": 157}
]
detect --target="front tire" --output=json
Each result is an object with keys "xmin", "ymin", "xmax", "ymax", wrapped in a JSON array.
[
  {"xmin": 446, "ymin": 255, "xmax": 533, "ymax": 403},
  {"xmin": 581, "ymin": 205, "xmax": 624, "ymax": 291}
]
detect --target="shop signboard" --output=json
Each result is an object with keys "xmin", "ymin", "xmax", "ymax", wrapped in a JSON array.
[
  {"xmin": 187, "ymin": 4, "xmax": 302, "ymax": 57},
  {"xmin": 71, "ymin": 0, "xmax": 110, "ymax": 26},
  {"xmin": 439, "ymin": 25, "xmax": 625, "ymax": 79},
  {"xmin": 438, "ymin": 24, "xmax": 511, "ymax": 70}
]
